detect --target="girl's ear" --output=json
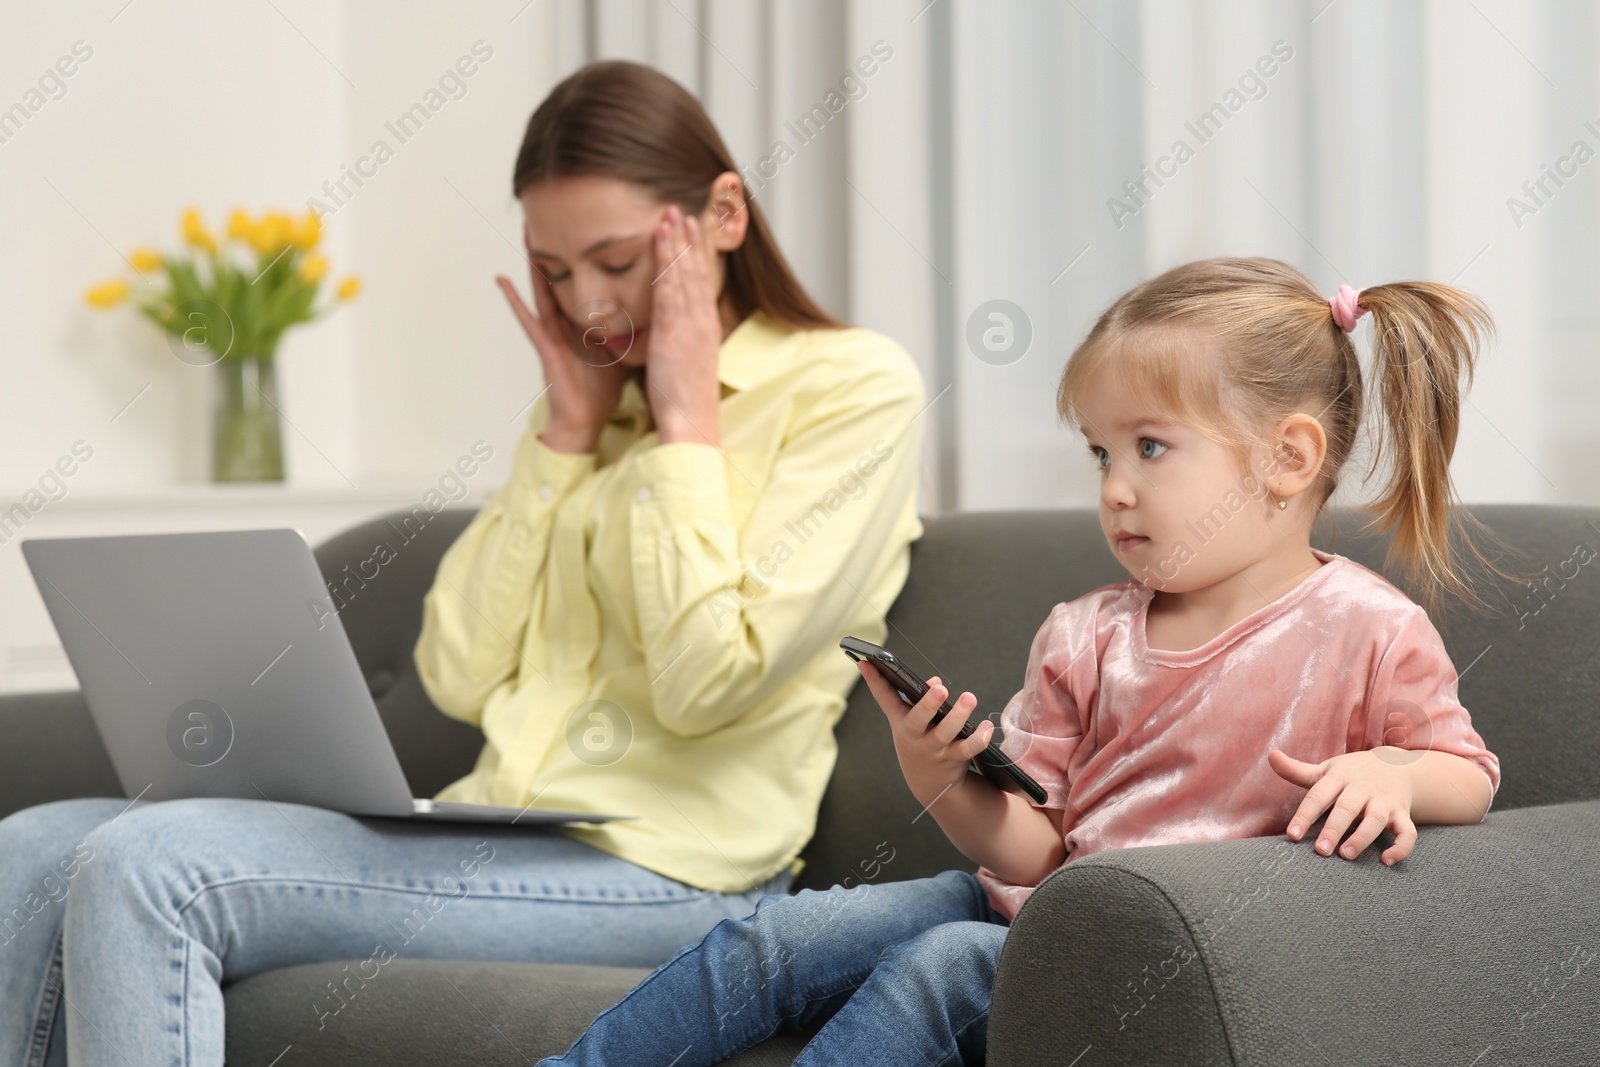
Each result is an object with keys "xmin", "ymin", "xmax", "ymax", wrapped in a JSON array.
[{"xmin": 1271, "ymin": 413, "xmax": 1328, "ymax": 498}]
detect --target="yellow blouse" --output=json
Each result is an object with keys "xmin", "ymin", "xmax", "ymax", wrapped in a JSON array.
[{"xmin": 413, "ymin": 310, "xmax": 926, "ymax": 892}]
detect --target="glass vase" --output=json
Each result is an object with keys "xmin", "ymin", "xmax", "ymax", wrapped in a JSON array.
[{"xmin": 213, "ymin": 356, "xmax": 285, "ymax": 483}]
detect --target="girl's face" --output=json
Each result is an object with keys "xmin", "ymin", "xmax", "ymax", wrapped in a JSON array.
[
  {"xmin": 519, "ymin": 174, "xmax": 740, "ymax": 367},
  {"xmin": 1076, "ymin": 366, "xmax": 1285, "ymax": 593}
]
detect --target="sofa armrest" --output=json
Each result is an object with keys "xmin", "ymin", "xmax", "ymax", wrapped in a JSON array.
[
  {"xmin": 0, "ymin": 690, "xmax": 123, "ymax": 820},
  {"xmin": 989, "ymin": 799, "xmax": 1600, "ymax": 1067}
]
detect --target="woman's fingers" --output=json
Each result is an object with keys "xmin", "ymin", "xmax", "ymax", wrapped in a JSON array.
[
  {"xmin": 651, "ymin": 206, "xmax": 678, "ymax": 285},
  {"xmin": 495, "ymin": 274, "xmax": 550, "ymax": 351},
  {"xmin": 651, "ymin": 210, "xmax": 686, "ymax": 333},
  {"xmin": 682, "ymin": 214, "xmax": 704, "ymax": 285},
  {"xmin": 652, "ymin": 205, "xmax": 703, "ymax": 315},
  {"xmin": 678, "ymin": 213, "xmax": 715, "ymax": 313},
  {"xmin": 526, "ymin": 261, "xmax": 573, "ymax": 350}
]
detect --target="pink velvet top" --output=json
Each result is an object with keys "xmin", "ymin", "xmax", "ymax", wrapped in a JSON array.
[{"xmin": 976, "ymin": 548, "xmax": 1502, "ymax": 920}]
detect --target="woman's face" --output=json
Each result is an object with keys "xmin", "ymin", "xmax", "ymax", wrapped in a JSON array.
[{"xmin": 520, "ymin": 174, "xmax": 740, "ymax": 367}]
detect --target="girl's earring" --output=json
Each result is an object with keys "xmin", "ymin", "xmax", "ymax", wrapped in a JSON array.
[{"xmin": 1275, "ymin": 487, "xmax": 1289, "ymax": 510}]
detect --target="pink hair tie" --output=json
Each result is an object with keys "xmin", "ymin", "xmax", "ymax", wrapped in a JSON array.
[{"xmin": 1329, "ymin": 284, "xmax": 1367, "ymax": 332}]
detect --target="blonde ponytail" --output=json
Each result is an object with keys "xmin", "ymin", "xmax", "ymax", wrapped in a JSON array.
[{"xmin": 1355, "ymin": 283, "xmax": 1511, "ymax": 616}]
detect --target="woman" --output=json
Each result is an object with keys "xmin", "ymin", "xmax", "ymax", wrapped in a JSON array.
[{"xmin": 0, "ymin": 60, "xmax": 926, "ymax": 1066}]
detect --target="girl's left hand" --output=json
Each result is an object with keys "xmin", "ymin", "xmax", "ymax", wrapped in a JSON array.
[
  {"xmin": 646, "ymin": 204, "xmax": 724, "ymax": 446},
  {"xmin": 1268, "ymin": 747, "xmax": 1418, "ymax": 866}
]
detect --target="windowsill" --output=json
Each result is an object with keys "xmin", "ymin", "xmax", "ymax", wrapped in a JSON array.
[{"xmin": 3, "ymin": 482, "xmax": 493, "ymax": 510}]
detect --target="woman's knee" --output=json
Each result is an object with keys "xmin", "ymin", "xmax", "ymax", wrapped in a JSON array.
[
  {"xmin": 0, "ymin": 799, "xmax": 124, "ymax": 947},
  {"xmin": 0, "ymin": 798, "xmax": 125, "ymax": 883},
  {"xmin": 71, "ymin": 797, "xmax": 265, "ymax": 915},
  {"xmin": 0, "ymin": 797, "xmax": 125, "ymax": 851}
]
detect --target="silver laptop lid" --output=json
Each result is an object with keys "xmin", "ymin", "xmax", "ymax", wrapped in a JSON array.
[{"xmin": 22, "ymin": 528, "xmax": 415, "ymax": 817}]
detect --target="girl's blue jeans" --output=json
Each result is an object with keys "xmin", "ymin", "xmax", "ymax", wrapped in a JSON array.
[
  {"xmin": 538, "ymin": 868, "xmax": 1011, "ymax": 1067},
  {"xmin": 0, "ymin": 797, "xmax": 788, "ymax": 1067}
]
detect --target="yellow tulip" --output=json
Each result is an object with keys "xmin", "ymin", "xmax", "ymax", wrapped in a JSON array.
[
  {"xmin": 246, "ymin": 217, "xmax": 270, "ymax": 254},
  {"xmin": 181, "ymin": 207, "xmax": 217, "ymax": 253},
  {"xmin": 250, "ymin": 211, "xmax": 294, "ymax": 255},
  {"xmin": 244, "ymin": 221, "xmax": 269, "ymax": 254},
  {"xmin": 335, "ymin": 275, "xmax": 362, "ymax": 301},
  {"xmin": 227, "ymin": 209, "xmax": 253, "ymax": 242},
  {"xmin": 85, "ymin": 280, "xmax": 130, "ymax": 308},
  {"xmin": 298, "ymin": 255, "xmax": 328, "ymax": 283},
  {"xmin": 270, "ymin": 211, "xmax": 294, "ymax": 243},
  {"xmin": 129, "ymin": 247, "xmax": 163, "ymax": 273},
  {"xmin": 292, "ymin": 211, "xmax": 321, "ymax": 250}
]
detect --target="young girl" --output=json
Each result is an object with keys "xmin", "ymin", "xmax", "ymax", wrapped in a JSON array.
[{"xmin": 535, "ymin": 257, "xmax": 1507, "ymax": 1066}]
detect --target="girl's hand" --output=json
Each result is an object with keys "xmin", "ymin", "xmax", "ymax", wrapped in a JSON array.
[
  {"xmin": 495, "ymin": 247, "xmax": 628, "ymax": 454},
  {"xmin": 857, "ymin": 661, "xmax": 995, "ymax": 812},
  {"xmin": 1268, "ymin": 747, "xmax": 1418, "ymax": 866},
  {"xmin": 645, "ymin": 204, "xmax": 724, "ymax": 447}
]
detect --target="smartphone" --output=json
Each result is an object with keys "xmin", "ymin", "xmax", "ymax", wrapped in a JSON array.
[{"xmin": 840, "ymin": 636, "xmax": 1048, "ymax": 805}]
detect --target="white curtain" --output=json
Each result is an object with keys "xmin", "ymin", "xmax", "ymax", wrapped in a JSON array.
[{"xmin": 520, "ymin": 0, "xmax": 1598, "ymax": 514}]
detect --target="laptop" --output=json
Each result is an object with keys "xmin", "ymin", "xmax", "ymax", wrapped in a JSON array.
[{"xmin": 21, "ymin": 527, "xmax": 628, "ymax": 827}]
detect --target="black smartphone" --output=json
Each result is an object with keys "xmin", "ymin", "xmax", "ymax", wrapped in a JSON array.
[{"xmin": 840, "ymin": 636, "xmax": 1048, "ymax": 805}]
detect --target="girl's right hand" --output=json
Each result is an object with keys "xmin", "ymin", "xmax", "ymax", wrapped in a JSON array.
[
  {"xmin": 857, "ymin": 661, "xmax": 995, "ymax": 812},
  {"xmin": 495, "ymin": 251, "xmax": 628, "ymax": 453}
]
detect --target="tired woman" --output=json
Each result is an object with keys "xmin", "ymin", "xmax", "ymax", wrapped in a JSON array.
[{"xmin": 0, "ymin": 59, "xmax": 926, "ymax": 1066}]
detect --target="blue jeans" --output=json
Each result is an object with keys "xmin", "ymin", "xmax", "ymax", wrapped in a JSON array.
[
  {"xmin": 0, "ymin": 797, "xmax": 788, "ymax": 1067},
  {"xmin": 539, "ymin": 869, "xmax": 1010, "ymax": 1067}
]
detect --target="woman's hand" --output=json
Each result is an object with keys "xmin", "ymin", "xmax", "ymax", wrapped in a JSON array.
[
  {"xmin": 645, "ymin": 204, "xmax": 725, "ymax": 447},
  {"xmin": 857, "ymin": 661, "xmax": 994, "ymax": 812},
  {"xmin": 1269, "ymin": 747, "xmax": 1418, "ymax": 866},
  {"xmin": 495, "ymin": 248, "xmax": 628, "ymax": 454}
]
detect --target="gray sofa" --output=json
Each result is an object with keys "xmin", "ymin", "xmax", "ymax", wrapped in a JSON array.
[{"xmin": 3, "ymin": 505, "xmax": 1598, "ymax": 1065}]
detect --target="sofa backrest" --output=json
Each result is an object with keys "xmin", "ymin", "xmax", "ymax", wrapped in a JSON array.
[
  {"xmin": 316, "ymin": 505, "xmax": 1600, "ymax": 892},
  {"xmin": 13, "ymin": 504, "xmax": 1589, "ymax": 880}
]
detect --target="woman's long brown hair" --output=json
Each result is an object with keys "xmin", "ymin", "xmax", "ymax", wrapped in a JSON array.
[{"xmin": 512, "ymin": 60, "xmax": 844, "ymax": 332}]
